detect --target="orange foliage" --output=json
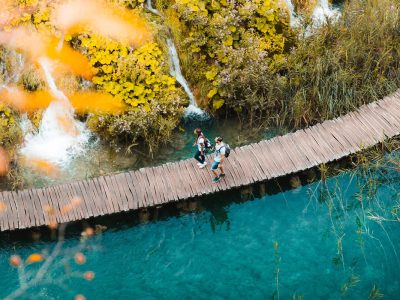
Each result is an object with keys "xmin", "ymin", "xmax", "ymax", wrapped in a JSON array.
[
  {"xmin": 56, "ymin": 114, "xmax": 80, "ymax": 136},
  {"xmin": 0, "ymin": 86, "xmax": 125, "ymax": 114},
  {"xmin": 0, "ymin": 147, "xmax": 10, "ymax": 176},
  {"xmin": 83, "ymin": 271, "xmax": 95, "ymax": 281},
  {"xmin": 75, "ymin": 294, "xmax": 86, "ymax": 300},
  {"xmin": 60, "ymin": 196, "xmax": 82, "ymax": 215},
  {"xmin": 0, "ymin": 27, "xmax": 94, "ymax": 79},
  {"xmin": 9, "ymin": 255, "xmax": 21, "ymax": 267},
  {"xmin": 0, "ymin": 87, "xmax": 52, "ymax": 112},
  {"xmin": 0, "ymin": 201, "xmax": 6, "ymax": 213},
  {"xmin": 53, "ymin": 0, "xmax": 152, "ymax": 47},
  {"xmin": 20, "ymin": 156, "xmax": 60, "ymax": 177},
  {"xmin": 26, "ymin": 253, "xmax": 44, "ymax": 264},
  {"xmin": 74, "ymin": 252, "xmax": 86, "ymax": 265},
  {"xmin": 70, "ymin": 92, "xmax": 126, "ymax": 114}
]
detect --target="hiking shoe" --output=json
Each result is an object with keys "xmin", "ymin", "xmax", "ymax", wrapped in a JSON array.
[
  {"xmin": 219, "ymin": 173, "xmax": 226, "ymax": 178},
  {"xmin": 199, "ymin": 163, "xmax": 207, "ymax": 169},
  {"xmin": 213, "ymin": 177, "xmax": 220, "ymax": 183},
  {"xmin": 197, "ymin": 162, "xmax": 202, "ymax": 166}
]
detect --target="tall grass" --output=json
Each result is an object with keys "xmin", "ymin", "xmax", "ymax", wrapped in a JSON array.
[{"xmin": 221, "ymin": 0, "xmax": 400, "ymax": 129}]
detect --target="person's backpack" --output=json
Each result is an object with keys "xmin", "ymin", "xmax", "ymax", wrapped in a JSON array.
[
  {"xmin": 222, "ymin": 144, "xmax": 231, "ymax": 158},
  {"xmin": 203, "ymin": 137, "xmax": 214, "ymax": 152}
]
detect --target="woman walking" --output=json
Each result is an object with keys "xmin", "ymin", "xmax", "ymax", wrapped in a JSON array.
[{"xmin": 193, "ymin": 128, "xmax": 208, "ymax": 169}]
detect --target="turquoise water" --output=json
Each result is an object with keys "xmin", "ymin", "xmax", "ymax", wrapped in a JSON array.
[{"xmin": 1, "ymin": 169, "xmax": 399, "ymax": 299}]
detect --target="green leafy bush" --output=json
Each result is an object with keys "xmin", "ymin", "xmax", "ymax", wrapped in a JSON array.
[{"xmin": 79, "ymin": 35, "xmax": 186, "ymax": 153}]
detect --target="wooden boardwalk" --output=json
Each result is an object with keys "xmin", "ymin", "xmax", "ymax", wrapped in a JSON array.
[{"xmin": 1, "ymin": 90, "xmax": 400, "ymax": 231}]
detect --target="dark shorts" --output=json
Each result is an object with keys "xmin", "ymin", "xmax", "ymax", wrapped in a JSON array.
[{"xmin": 211, "ymin": 161, "xmax": 220, "ymax": 170}]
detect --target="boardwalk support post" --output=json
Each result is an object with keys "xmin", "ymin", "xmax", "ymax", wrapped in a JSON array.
[
  {"xmin": 289, "ymin": 175, "xmax": 301, "ymax": 189},
  {"xmin": 240, "ymin": 186, "xmax": 253, "ymax": 201},
  {"xmin": 138, "ymin": 208, "xmax": 150, "ymax": 223},
  {"xmin": 258, "ymin": 183, "xmax": 266, "ymax": 197}
]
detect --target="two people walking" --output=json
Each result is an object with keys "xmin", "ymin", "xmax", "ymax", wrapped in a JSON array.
[{"xmin": 193, "ymin": 128, "xmax": 228, "ymax": 183}]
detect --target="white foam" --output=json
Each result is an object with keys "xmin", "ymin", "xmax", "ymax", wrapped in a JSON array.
[
  {"xmin": 312, "ymin": 0, "xmax": 340, "ymax": 26},
  {"xmin": 19, "ymin": 58, "xmax": 90, "ymax": 167},
  {"xmin": 166, "ymin": 38, "xmax": 209, "ymax": 120},
  {"xmin": 283, "ymin": 0, "xmax": 300, "ymax": 27},
  {"xmin": 146, "ymin": 0, "xmax": 161, "ymax": 16}
]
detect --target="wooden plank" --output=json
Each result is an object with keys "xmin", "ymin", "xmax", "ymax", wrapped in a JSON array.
[
  {"xmin": 257, "ymin": 140, "xmax": 281, "ymax": 177},
  {"xmin": 87, "ymin": 178, "xmax": 106, "ymax": 216},
  {"xmin": 365, "ymin": 104, "xmax": 397, "ymax": 137},
  {"xmin": 153, "ymin": 165, "xmax": 171, "ymax": 203},
  {"xmin": 314, "ymin": 124, "xmax": 343, "ymax": 160},
  {"xmin": 141, "ymin": 167, "xmax": 159, "ymax": 206},
  {"xmin": 47, "ymin": 186, "xmax": 65, "ymax": 224},
  {"xmin": 346, "ymin": 112, "xmax": 376, "ymax": 147},
  {"xmin": 122, "ymin": 172, "xmax": 140, "ymax": 209},
  {"xmin": 112, "ymin": 174, "xmax": 130, "ymax": 211},
  {"xmin": 71, "ymin": 181, "xmax": 90, "ymax": 219},
  {"xmin": 128, "ymin": 171, "xmax": 146, "ymax": 208},
  {"xmin": 259, "ymin": 139, "xmax": 286, "ymax": 177},
  {"xmin": 349, "ymin": 112, "xmax": 378, "ymax": 147},
  {"xmin": 246, "ymin": 144, "xmax": 271, "ymax": 180},
  {"xmin": 110, "ymin": 174, "xmax": 128, "ymax": 211},
  {"xmin": 355, "ymin": 107, "xmax": 387, "ymax": 141},
  {"xmin": 55, "ymin": 184, "xmax": 77, "ymax": 222},
  {"xmin": 3, "ymin": 191, "xmax": 17, "ymax": 230},
  {"xmin": 0, "ymin": 191, "xmax": 12, "ymax": 231},
  {"xmin": 133, "ymin": 169, "xmax": 151, "ymax": 207},
  {"xmin": 115, "ymin": 173, "xmax": 135, "ymax": 210},
  {"xmin": 167, "ymin": 162, "xmax": 190, "ymax": 200},
  {"xmin": 28, "ymin": 189, "xmax": 45, "ymax": 227},
  {"xmin": 231, "ymin": 148, "xmax": 254, "ymax": 185},
  {"xmin": 182, "ymin": 159, "xmax": 204, "ymax": 196},
  {"xmin": 176, "ymin": 160, "xmax": 196, "ymax": 198},
  {"xmin": 280, "ymin": 134, "xmax": 309, "ymax": 170},
  {"xmin": 98, "ymin": 176, "xmax": 117, "ymax": 214},
  {"xmin": 242, "ymin": 145, "xmax": 267, "ymax": 182},
  {"xmin": 15, "ymin": 191, "xmax": 29, "ymax": 228},
  {"xmin": 331, "ymin": 118, "xmax": 360, "ymax": 152},
  {"xmin": 161, "ymin": 164, "xmax": 179, "ymax": 201},
  {"xmin": 321, "ymin": 120, "xmax": 352, "ymax": 155},
  {"xmin": 274, "ymin": 136, "xmax": 298, "ymax": 173},
  {"xmin": 288, "ymin": 131, "xmax": 316, "ymax": 168},
  {"xmin": 36, "ymin": 188, "xmax": 51, "ymax": 227},
  {"xmin": 307, "ymin": 126, "xmax": 336, "ymax": 162},
  {"xmin": 222, "ymin": 148, "xmax": 244, "ymax": 186},
  {"xmin": 103, "ymin": 175, "xmax": 122, "ymax": 212}
]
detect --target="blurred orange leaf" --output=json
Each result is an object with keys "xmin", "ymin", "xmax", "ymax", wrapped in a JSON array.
[{"xmin": 26, "ymin": 253, "xmax": 44, "ymax": 264}]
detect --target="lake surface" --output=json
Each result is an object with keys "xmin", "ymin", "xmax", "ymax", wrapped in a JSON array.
[{"xmin": 1, "ymin": 166, "xmax": 399, "ymax": 299}]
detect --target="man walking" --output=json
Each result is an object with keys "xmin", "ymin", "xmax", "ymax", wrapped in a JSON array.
[{"xmin": 211, "ymin": 137, "xmax": 226, "ymax": 183}]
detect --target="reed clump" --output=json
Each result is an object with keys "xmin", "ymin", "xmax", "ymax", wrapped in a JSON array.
[{"xmin": 223, "ymin": 0, "xmax": 400, "ymax": 128}]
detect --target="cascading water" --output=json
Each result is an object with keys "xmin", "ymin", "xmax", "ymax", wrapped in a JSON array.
[
  {"xmin": 19, "ymin": 58, "xmax": 90, "ymax": 167},
  {"xmin": 145, "ymin": 1, "xmax": 208, "ymax": 120},
  {"xmin": 283, "ymin": 0, "xmax": 300, "ymax": 27},
  {"xmin": 312, "ymin": 0, "xmax": 340, "ymax": 26},
  {"xmin": 166, "ymin": 38, "xmax": 208, "ymax": 120},
  {"xmin": 146, "ymin": 0, "xmax": 161, "ymax": 16}
]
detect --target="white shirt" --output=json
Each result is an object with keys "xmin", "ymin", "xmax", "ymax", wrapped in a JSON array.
[
  {"xmin": 214, "ymin": 143, "xmax": 226, "ymax": 162},
  {"xmin": 197, "ymin": 137, "xmax": 205, "ymax": 151}
]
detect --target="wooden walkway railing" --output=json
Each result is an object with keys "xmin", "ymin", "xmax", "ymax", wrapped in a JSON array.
[{"xmin": 1, "ymin": 90, "xmax": 400, "ymax": 231}]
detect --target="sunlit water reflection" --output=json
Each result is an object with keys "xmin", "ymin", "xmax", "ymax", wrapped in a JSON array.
[{"xmin": 0, "ymin": 168, "xmax": 399, "ymax": 299}]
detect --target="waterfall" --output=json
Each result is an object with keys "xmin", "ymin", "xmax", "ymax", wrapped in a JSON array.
[
  {"xmin": 312, "ymin": 0, "xmax": 340, "ymax": 26},
  {"xmin": 146, "ymin": 0, "xmax": 161, "ymax": 16},
  {"xmin": 166, "ymin": 38, "xmax": 208, "ymax": 120},
  {"xmin": 145, "ymin": 2, "xmax": 208, "ymax": 120},
  {"xmin": 283, "ymin": 0, "xmax": 299, "ymax": 27},
  {"xmin": 19, "ymin": 58, "xmax": 90, "ymax": 167}
]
